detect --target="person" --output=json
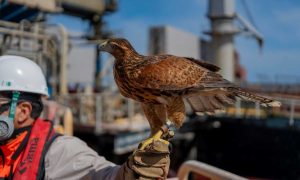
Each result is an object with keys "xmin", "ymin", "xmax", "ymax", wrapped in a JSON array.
[{"xmin": 0, "ymin": 55, "xmax": 170, "ymax": 180}]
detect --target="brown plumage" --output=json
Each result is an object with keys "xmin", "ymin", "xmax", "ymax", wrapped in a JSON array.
[{"xmin": 99, "ymin": 38, "xmax": 281, "ymax": 135}]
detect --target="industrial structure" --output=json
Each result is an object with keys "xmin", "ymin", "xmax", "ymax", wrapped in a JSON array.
[
  {"xmin": 206, "ymin": 0, "xmax": 263, "ymax": 82},
  {"xmin": 149, "ymin": 26, "xmax": 201, "ymax": 59}
]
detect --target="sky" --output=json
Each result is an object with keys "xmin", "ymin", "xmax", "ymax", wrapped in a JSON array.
[{"xmin": 50, "ymin": 0, "xmax": 300, "ymax": 84}]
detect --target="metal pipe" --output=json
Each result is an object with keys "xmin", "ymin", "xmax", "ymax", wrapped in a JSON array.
[
  {"xmin": 255, "ymin": 101, "xmax": 260, "ymax": 119},
  {"xmin": 57, "ymin": 24, "xmax": 69, "ymax": 95},
  {"xmin": 289, "ymin": 100, "xmax": 295, "ymax": 127},
  {"xmin": 236, "ymin": 13, "xmax": 263, "ymax": 46},
  {"xmin": 93, "ymin": 17, "xmax": 103, "ymax": 91},
  {"xmin": 63, "ymin": 107, "xmax": 73, "ymax": 136},
  {"xmin": 208, "ymin": 0, "xmax": 238, "ymax": 82},
  {"xmin": 0, "ymin": 27, "xmax": 51, "ymax": 40},
  {"xmin": 212, "ymin": 34, "xmax": 235, "ymax": 81},
  {"xmin": 43, "ymin": 24, "xmax": 70, "ymax": 96},
  {"xmin": 79, "ymin": 94, "xmax": 85, "ymax": 124},
  {"xmin": 0, "ymin": 20, "xmax": 19, "ymax": 28},
  {"xmin": 41, "ymin": 38, "xmax": 58, "ymax": 96},
  {"xmin": 235, "ymin": 98, "xmax": 241, "ymax": 117},
  {"xmin": 51, "ymin": 51, "xmax": 58, "ymax": 97},
  {"xmin": 177, "ymin": 160, "xmax": 248, "ymax": 180},
  {"xmin": 95, "ymin": 95, "xmax": 103, "ymax": 134}
]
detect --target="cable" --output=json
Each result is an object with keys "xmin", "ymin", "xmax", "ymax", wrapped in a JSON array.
[{"xmin": 241, "ymin": 0, "xmax": 257, "ymax": 28}]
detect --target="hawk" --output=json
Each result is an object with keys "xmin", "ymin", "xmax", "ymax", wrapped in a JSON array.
[{"xmin": 99, "ymin": 38, "xmax": 280, "ymax": 148}]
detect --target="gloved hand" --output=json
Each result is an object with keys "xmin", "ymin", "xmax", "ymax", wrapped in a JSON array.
[
  {"xmin": 116, "ymin": 133, "xmax": 172, "ymax": 180},
  {"xmin": 128, "ymin": 139, "xmax": 170, "ymax": 179}
]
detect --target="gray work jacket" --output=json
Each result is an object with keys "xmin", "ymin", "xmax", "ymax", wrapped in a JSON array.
[{"xmin": 44, "ymin": 135, "xmax": 123, "ymax": 180}]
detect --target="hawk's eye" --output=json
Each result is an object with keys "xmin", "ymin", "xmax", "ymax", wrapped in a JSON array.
[
  {"xmin": 111, "ymin": 43, "xmax": 121, "ymax": 50},
  {"xmin": 110, "ymin": 43, "xmax": 117, "ymax": 48}
]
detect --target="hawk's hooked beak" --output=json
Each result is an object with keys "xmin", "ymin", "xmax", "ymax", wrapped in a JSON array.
[{"xmin": 98, "ymin": 40, "xmax": 109, "ymax": 51}]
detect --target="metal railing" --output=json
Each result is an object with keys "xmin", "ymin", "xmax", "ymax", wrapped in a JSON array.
[
  {"xmin": 176, "ymin": 160, "xmax": 248, "ymax": 180},
  {"xmin": 271, "ymin": 97, "xmax": 300, "ymax": 126},
  {"xmin": 227, "ymin": 96, "xmax": 300, "ymax": 123}
]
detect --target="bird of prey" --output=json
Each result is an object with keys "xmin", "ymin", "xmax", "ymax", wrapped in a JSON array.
[{"xmin": 99, "ymin": 38, "xmax": 280, "ymax": 148}]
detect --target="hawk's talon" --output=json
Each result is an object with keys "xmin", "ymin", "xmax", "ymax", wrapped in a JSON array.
[
  {"xmin": 139, "ymin": 127, "xmax": 171, "ymax": 150},
  {"xmin": 165, "ymin": 130, "xmax": 174, "ymax": 139},
  {"xmin": 138, "ymin": 137, "xmax": 170, "ymax": 150}
]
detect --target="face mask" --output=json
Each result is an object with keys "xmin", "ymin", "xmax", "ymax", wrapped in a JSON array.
[{"xmin": 0, "ymin": 92, "xmax": 20, "ymax": 141}]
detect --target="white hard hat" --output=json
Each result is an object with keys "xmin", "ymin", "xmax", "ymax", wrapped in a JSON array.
[{"xmin": 0, "ymin": 55, "xmax": 49, "ymax": 97}]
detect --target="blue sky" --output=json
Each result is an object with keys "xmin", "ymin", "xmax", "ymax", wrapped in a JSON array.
[{"xmin": 50, "ymin": 0, "xmax": 300, "ymax": 84}]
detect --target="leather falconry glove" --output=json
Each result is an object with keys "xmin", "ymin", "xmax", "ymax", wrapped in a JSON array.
[{"xmin": 117, "ymin": 128, "xmax": 173, "ymax": 180}]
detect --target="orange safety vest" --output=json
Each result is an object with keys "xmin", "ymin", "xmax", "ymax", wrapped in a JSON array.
[
  {"xmin": 0, "ymin": 130, "xmax": 28, "ymax": 178},
  {"xmin": 0, "ymin": 119, "xmax": 59, "ymax": 180}
]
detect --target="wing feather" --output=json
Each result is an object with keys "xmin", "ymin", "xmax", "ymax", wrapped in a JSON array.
[
  {"xmin": 129, "ymin": 56, "xmax": 202, "ymax": 90},
  {"xmin": 184, "ymin": 57, "xmax": 220, "ymax": 72},
  {"xmin": 130, "ymin": 55, "xmax": 228, "ymax": 91}
]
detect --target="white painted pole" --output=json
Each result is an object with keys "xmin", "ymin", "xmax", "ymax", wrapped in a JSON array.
[{"xmin": 208, "ymin": 0, "xmax": 238, "ymax": 82}]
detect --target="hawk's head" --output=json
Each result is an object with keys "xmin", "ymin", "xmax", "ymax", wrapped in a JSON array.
[{"xmin": 99, "ymin": 38, "xmax": 136, "ymax": 57}]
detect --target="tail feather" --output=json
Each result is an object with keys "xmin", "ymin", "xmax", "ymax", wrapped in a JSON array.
[
  {"xmin": 199, "ymin": 96, "xmax": 215, "ymax": 112},
  {"xmin": 228, "ymin": 87, "xmax": 281, "ymax": 107},
  {"xmin": 215, "ymin": 94, "xmax": 236, "ymax": 105},
  {"xmin": 208, "ymin": 96, "xmax": 224, "ymax": 109},
  {"xmin": 187, "ymin": 95, "xmax": 226, "ymax": 114},
  {"xmin": 187, "ymin": 96, "xmax": 205, "ymax": 112},
  {"xmin": 186, "ymin": 87, "xmax": 281, "ymax": 115}
]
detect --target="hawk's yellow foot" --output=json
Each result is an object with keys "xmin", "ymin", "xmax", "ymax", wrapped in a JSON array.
[{"xmin": 138, "ymin": 125, "xmax": 173, "ymax": 150}]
